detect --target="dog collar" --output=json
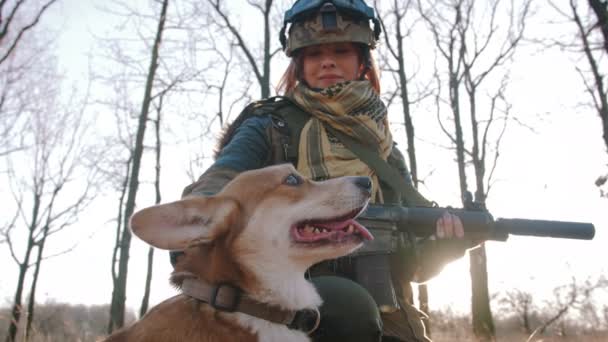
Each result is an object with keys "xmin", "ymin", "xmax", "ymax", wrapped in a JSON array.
[{"xmin": 181, "ymin": 278, "xmax": 320, "ymax": 335}]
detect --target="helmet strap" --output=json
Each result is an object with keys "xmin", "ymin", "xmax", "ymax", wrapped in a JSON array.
[{"xmin": 279, "ymin": 24, "xmax": 287, "ymax": 52}]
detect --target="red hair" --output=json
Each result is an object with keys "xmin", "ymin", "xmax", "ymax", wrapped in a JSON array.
[{"xmin": 276, "ymin": 46, "xmax": 381, "ymax": 95}]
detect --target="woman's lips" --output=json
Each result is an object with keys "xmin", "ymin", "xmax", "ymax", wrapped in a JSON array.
[{"xmin": 319, "ymin": 75, "xmax": 341, "ymax": 80}]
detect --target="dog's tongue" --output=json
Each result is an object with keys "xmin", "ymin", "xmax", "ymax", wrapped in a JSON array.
[{"xmin": 325, "ymin": 220, "xmax": 373, "ymax": 240}]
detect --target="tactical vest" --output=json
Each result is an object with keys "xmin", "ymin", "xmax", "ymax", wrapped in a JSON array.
[
  {"xmin": 223, "ymin": 98, "xmax": 438, "ymax": 328},
  {"xmin": 223, "ymin": 96, "xmax": 432, "ymax": 208},
  {"xmin": 220, "ymin": 96, "xmax": 433, "ymax": 257}
]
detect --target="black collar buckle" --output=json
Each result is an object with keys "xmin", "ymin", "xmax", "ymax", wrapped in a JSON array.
[
  {"xmin": 288, "ymin": 308, "xmax": 321, "ymax": 335},
  {"xmin": 210, "ymin": 283, "xmax": 241, "ymax": 312}
]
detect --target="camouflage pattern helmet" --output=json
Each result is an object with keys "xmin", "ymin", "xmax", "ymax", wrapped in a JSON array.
[{"xmin": 280, "ymin": 0, "xmax": 381, "ymax": 57}]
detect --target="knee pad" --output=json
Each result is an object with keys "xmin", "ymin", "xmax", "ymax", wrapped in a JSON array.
[{"xmin": 310, "ymin": 276, "xmax": 382, "ymax": 342}]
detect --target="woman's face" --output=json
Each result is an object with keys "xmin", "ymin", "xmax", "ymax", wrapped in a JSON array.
[{"xmin": 301, "ymin": 42, "xmax": 361, "ymax": 89}]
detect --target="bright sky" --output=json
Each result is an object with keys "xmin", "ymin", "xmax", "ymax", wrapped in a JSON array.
[{"xmin": 1, "ymin": 0, "xmax": 607, "ymax": 320}]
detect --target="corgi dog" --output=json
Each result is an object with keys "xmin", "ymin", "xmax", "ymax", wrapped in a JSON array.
[{"xmin": 103, "ymin": 164, "xmax": 373, "ymax": 342}]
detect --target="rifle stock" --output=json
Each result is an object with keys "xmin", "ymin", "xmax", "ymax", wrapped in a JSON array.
[{"xmin": 357, "ymin": 205, "xmax": 596, "ymax": 241}]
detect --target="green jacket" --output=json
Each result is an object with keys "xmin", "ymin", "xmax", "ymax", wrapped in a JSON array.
[{"xmin": 183, "ymin": 100, "xmax": 470, "ymax": 285}]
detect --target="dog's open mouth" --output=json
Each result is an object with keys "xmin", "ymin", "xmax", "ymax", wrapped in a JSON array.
[{"xmin": 291, "ymin": 207, "xmax": 373, "ymax": 245}]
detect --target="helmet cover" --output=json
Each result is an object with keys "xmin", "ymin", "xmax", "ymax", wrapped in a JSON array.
[{"xmin": 281, "ymin": 1, "xmax": 380, "ymax": 56}]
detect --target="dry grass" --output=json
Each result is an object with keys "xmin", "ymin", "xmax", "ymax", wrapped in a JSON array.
[{"xmin": 2, "ymin": 303, "xmax": 608, "ymax": 341}]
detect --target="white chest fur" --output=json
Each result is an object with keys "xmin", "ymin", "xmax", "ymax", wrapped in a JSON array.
[{"xmin": 235, "ymin": 313, "xmax": 311, "ymax": 342}]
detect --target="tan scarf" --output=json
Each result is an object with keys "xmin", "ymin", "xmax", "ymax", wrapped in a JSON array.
[{"xmin": 288, "ymin": 80, "xmax": 392, "ymax": 202}]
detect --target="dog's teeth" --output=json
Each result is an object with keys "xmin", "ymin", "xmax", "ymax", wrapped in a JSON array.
[
  {"xmin": 346, "ymin": 224, "xmax": 354, "ymax": 234},
  {"xmin": 303, "ymin": 225, "xmax": 315, "ymax": 234}
]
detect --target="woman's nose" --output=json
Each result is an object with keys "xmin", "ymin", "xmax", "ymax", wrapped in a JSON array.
[{"xmin": 320, "ymin": 56, "xmax": 336, "ymax": 68}]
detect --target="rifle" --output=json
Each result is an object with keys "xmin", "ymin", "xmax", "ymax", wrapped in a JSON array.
[
  {"xmin": 357, "ymin": 204, "xmax": 596, "ymax": 241},
  {"xmin": 351, "ymin": 204, "xmax": 596, "ymax": 313}
]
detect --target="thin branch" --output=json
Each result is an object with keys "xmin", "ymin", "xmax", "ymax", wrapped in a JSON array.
[{"xmin": 0, "ymin": 0, "xmax": 59, "ymax": 65}]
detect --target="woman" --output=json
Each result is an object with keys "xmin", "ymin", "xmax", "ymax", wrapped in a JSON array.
[{"xmin": 181, "ymin": 1, "xmax": 472, "ymax": 341}]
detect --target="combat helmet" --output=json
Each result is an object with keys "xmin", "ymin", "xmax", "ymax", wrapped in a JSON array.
[{"xmin": 279, "ymin": 0, "xmax": 381, "ymax": 57}]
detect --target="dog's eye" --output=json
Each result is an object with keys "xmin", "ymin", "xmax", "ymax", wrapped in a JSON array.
[{"xmin": 283, "ymin": 173, "xmax": 303, "ymax": 186}]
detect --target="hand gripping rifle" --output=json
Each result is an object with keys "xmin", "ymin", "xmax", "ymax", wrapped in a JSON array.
[
  {"xmin": 323, "ymin": 127, "xmax": 596, "ymax": 311},
  {"xmin": 351, "ymin": 203, "xmax": 596, "ymax": 313}
]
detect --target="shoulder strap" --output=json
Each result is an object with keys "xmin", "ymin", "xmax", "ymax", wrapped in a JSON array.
[
  {"xmin": 218, "ymin": 96, "xmax": 311, "ymax": 165},
  {"xmin": 217, "ymin": 97, "xmax": 298, "ymax": 154},
  {"xmin": 272, "ymin": 97, "xmax": 310, "ymax": 163},
  {"xmin": 326, "ymin": 127, "xmax": 430, "ymax": 206}
]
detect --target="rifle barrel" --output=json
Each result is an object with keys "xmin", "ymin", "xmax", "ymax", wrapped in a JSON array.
[
  {"xmin": 494, "ymin": 218, "xmax": 595, "ymax": 240},
  {"xmin": 359, "ymin": 205, "xmax": 596, "ymax": 241}
]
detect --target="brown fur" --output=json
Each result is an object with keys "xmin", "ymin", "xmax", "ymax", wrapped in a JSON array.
[
  {"xmin": 103, "ymin": 296, "xmax": 257, "ymax": 342},
  {"xmin": 102, "ymin": 164, "xmax": 370, "ymax": 342}
]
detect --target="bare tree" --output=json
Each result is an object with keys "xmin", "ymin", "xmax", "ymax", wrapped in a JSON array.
[
  {"xmin": 499, "ymin": 289, "xmax": 535, "ymax": 335},
  {"xmin": 0, "ymin": 1, "xmax": 58, "ymax": 157},
  {"xmin": 107, "ymin": 0, "xmax": 170, "ymax": 331},
  {"xmin": 0, "ymin": 0, "xmax": 58, "ymax": 66},
  {"xmin": 204, "ymin": 0, "xmax": 282, "ymax": 99},
  {"xmin": 588, "ymin": 0, "xmax": 608, "ymax": 55},
  {"xmin": 184, "ymin": 28, "xmax": 254, "ymax": 183},
  {"xmin": 553, "ymin": 0, "xmax": 608, "ymax": 195},
  {"xmin": 573, "ymin": 0, "xmax": 608, "ymax": 152},
  {"xmin": 203, "ymin": 37, "xmax": 254, "ymax": 129},
  {"xmin": 98, "ymin": 73, "xmax": 136, "ymax": 334},
  {"xmin": 374, "ymin": 0, "xmax": 437, "ymax": 332},
  {"xmin": 499, "ymin": 276, "xmax": 608, "ymax": 339},
  {"xmin": 418, "ymin": 0, "xmax": 530, "ymax": 339},
  {"xmin": 94, "ymin": 0, "xmax": 215, "ymax": 329},
  {"xmin": 138, "ymin": 93, "xmax": 165, "ymax": 317},
  {"xmin": 2, "ymin": 74, "xmax": 99, "ymax": 342}
]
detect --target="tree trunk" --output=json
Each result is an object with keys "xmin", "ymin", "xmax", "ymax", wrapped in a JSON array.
[
  {"xmin": 450, "ymin": 76, "xmax": 468, "ymax": 199},
  {"xmin": 469, "ymin": 244, "xmax": 494, "ymax": 340},
  {"xmin": 139, "ymin": 96, "xmax": 164, "ymax": 317},
  {"xmin": 588, "ymin": 0, "xmax": 608, "ymax": 54},
  {"xmin": 468, "ymin": 83, "xmax": 495, "ymax": 341},
  {"xmin": 108, "ymin": 157, "xmax": 131, "ymax": 334},
  {"xmin": 571, "ymin": 1, "xmax": 608, "ymax": 157},
  {"xmin": 5, "ymin": 193, "xmax": 41, "ymax": 342},
  {"xmin": 108, "ymin": 0, "xmax": 169, "ymax": 330},
  {"xmin": 139, "ymin": 247, "xmax": 155, "ymax": 317},
  {"xmin": 586, "ymin": 0, "xmax": 608, "ymax": 152},
  {"xmin": 379, "ymin": 1, "xmax": 431, "ymax": 329},
  {"xmin": 396, "ymin": 27, "xmax": 431, "ymax": 337},
  {"xmin": 261, "ymin": 0, "xmax": 272, "ymax": 98},
  {"xmin": 25, "ymin": 187, "xmax": 59, "ymax": 340},
  {"xmin": 207, "ymin": 0, "xmax": 273, "ymax": 99},
  {"xmin": 25, "ymin": 234, "xmax": 47, "ymax": 340},
  {"xmin": 6, "ymin": 263, "xmax": 29, "ymax": 342},
  {"xmin": 603, "ymin": 108, "xmax": 608, "ymax": 152},
  {"xmin": 581, "ymin": 0, "xmax": 608, "ymax": 151}
]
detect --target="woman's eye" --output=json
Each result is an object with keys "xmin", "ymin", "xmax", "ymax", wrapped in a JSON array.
[
  {"xmin": 306, "ymin": 50, "xmax": 321, "ymax": 58},
  {"xmin": 284, "ymin": 174, "xmax": 303, "ymax": 186}
]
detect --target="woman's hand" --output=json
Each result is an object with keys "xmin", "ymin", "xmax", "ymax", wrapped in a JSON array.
[{"xmin": 435, "ymin": 211, "xmax": 464, "ymax": 239}]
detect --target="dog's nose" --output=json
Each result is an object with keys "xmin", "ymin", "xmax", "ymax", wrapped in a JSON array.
[{"xmin": 353, "ymin": 177, "xmax": 372, "ymax": 194}]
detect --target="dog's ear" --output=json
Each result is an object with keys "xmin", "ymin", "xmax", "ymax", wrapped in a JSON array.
[{"xmin": 129, "ymin": 196, "xmax": 240, "ymax": 250}]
